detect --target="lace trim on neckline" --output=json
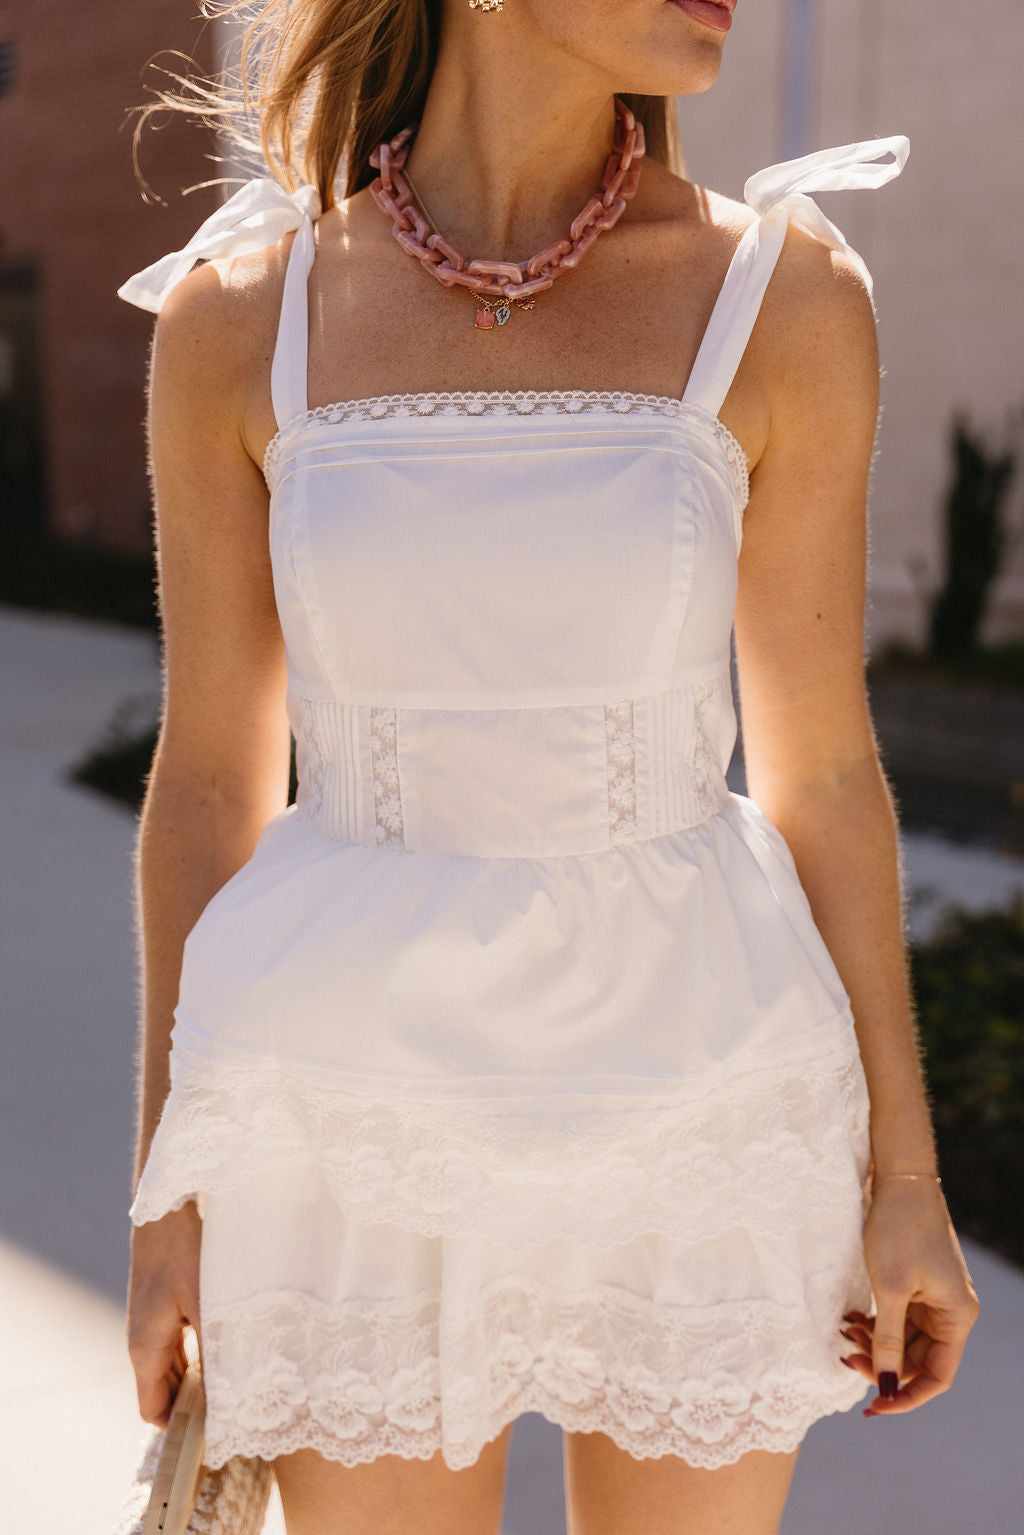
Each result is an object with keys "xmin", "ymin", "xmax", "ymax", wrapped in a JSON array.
[{"xmin": 261, "ymin": 390, "xmax": 750, "ymax": 510}]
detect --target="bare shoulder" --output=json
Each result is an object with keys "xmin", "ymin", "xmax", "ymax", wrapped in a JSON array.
[
  {"xmin": 155, "ymin": 229, "xmax": 292, "ymax": 350},
  {"xmin": 754, "ymin": 220, "xmax": 880, "ymax": 412},
  {"xmin": 680, "ymin": 168, "xmax": 878, "ymax": 370},
  {"xmin": 151, "ymin": 234, "xmax": 294, "ymax": 465},
  {"xmin": 738, "ymin": 219, "xmax": 882, "ymax": 521}
]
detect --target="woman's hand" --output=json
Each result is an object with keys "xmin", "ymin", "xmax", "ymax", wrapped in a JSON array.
[
  {"xmin": 126, "ymin": 1201, "xmax": 202, "ymax": 1429},
  {"xmin": 840, "ymin": 1180, "xmax": 980, "ymax": 1415}
]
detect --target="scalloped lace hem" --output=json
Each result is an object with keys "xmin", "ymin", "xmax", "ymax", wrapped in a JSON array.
[
  {"xmin": 131, "ymin": 1026, "xmax": 870, "ymax": 1247},
  {"xmin": 262, "ymin": 390, "xmax": 750, "ymax": 511},
  {"xmin": 199, "ymin": 1273, "xmax": 871, "ymax": 1473}
]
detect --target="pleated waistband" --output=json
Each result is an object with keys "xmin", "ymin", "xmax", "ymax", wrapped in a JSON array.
[{"xmin": 293, "ymin": 677, "xmax": 735, "ymax": 858}]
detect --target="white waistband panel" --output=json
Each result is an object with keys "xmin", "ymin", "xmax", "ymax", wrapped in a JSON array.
[{"xmin": 293, "ymin": 678, "xmax": 734, "ymax": 859}]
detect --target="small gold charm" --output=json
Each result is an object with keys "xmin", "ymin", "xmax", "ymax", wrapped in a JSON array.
[{"xmin": 469, "ymin": 0, "xmax": 503, "ymax": 10}]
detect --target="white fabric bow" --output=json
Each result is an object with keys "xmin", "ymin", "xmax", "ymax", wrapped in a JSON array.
[
  {"xmin": 744, "ymin": 135, "xmax": 909, "ymax": 293},
  {"xmin": 118, "ymin": 177, "xmax": 322, "ymax": 313}
]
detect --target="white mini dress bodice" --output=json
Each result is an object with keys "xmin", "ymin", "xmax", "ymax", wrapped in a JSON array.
[{"xmin": 272, "ymin": 393, "xmax": 744, "ymax": 859}]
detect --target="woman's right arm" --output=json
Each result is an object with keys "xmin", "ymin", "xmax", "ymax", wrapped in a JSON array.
[{"xmin": 127, "ymin": 255, "xmax": 291, "ymax": 1428}]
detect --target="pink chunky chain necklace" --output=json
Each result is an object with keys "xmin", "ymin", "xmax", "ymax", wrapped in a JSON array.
[{"xmin": 368, "ymin": 96, "xmax": 646, "ymax": 330}]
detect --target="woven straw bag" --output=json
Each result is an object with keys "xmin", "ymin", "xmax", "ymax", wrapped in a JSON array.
[{"xmin": 113, "ymin": 1358, "xmax": 272, "ymax": 1535}]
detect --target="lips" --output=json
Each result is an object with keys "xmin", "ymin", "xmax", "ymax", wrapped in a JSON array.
[{"xmin": 673, "ymin": 0, "xmax": 735, "ymax": 32}]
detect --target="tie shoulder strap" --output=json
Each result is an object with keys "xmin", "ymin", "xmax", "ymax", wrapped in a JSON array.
[
  {"xmin": 743, "ymin": 134, "xmax": 909, "ymax": 296},
  {"xmin": 117, "ymin": 176, "xmax": 322, "ymax": 313},
  {"xmin": 118, "ymin": 176, "xmax": 322, "ymax": 431},
  {"xmin": 682, "ymin": 134, "xmax": 909, "ymax": 421}
]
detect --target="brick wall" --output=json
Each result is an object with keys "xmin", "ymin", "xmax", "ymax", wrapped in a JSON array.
[{"xmin": 0, "ymin": 0, "xmax": 222, "ymax": 550}]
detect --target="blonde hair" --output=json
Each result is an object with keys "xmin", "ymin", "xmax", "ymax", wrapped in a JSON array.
[{"xmin": 132, "ymin": 0, "xmax": 684, "ymax": 211}]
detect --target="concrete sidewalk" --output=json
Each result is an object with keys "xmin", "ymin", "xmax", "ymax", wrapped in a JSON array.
[{"xmin": 1, "ymin": 605, "xmax": 1021, "ymax": 1535}]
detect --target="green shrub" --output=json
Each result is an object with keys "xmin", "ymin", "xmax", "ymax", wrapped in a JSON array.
[
  {"xmin": 928, "ymin": 415, "xmax": 1015, "ymax": 661},
  {"xmin": 871, "ymin": 638, "xmax": 1024, "ymax": 691},
  {"xmin": 912, "ymin": 897, "xmax": 1024, "ymax": 1269},
  {"xmin": 69, "ymin": 698, "xmax": 158, "ymax": 810}
]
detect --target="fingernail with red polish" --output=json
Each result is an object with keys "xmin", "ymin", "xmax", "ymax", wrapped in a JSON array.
[
  {"xmin": 878, "ymin": 1371, "xmax": 898, "ymax": 1399},
  {"xmin": 839, "ymin": 1356, "xmax": 855, "ymax": 1369}
]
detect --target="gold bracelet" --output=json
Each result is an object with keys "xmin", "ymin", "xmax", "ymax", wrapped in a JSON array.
[{"xmin": 873, "ymin": 1172, "xmax": 942, "ymax": 1186}]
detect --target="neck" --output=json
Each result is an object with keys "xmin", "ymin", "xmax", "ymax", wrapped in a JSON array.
[{"xmin": 401, "ymin": 12, "xmax": 621, "ymax": 258}]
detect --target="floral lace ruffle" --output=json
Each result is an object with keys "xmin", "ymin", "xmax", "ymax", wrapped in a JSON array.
[
  {"xmin": 262, "ymin": 391, "xmax": 750, "ymax": 512},
  {"xmin": 200, "ymin": 1267, "xmax": 869, "ymax": 1473},
  {"xmin": 132, "ymin": 1025, "xmax": 870, "ymax": 1249}
]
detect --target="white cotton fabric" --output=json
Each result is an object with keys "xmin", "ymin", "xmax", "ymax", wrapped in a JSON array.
[{"xmin": 120, "ymin": 135, "xmax": 908, "ymax": 1472}]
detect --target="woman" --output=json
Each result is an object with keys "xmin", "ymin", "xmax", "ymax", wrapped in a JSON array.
[{"xmin": 119, "ymin": 1, "xmax": 979, "ymax": 1531}]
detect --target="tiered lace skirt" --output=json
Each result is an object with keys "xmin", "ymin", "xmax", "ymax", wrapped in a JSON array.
[{"xmin": 133, "ymin": 785, "xmax": 874, "ymax": 1470}]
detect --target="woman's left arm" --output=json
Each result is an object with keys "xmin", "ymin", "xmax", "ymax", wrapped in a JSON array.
[{"xmin": 733, "ymin": 226, "xmax": 980, "ymax": 1416}]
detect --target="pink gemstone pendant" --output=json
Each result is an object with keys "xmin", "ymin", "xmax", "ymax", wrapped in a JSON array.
[{"xmin": 475, "ymin": 309, "xmax": 496, "ymax": 329}]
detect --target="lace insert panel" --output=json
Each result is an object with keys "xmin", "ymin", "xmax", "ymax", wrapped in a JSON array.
[
  {"xmin": 369, "ymin": 706, "xmax": 406, "ymax": 850},
  {"xmin": 691, "ymin": 679, "xmax": 726, "ymax": 823},
  {"xmin": 297, "ymin": 699, "xmax": 326, "ymax": 819},
  {"xmin": 604, "ymin": 700, "xmax": 638, "ymax": 845}
]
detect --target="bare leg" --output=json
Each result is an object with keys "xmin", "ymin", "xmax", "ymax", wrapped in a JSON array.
[
  {"xmin": 273, "ymin": 1422, "xmax": 514, "ymax": 1535},
  {"xmin": 565, "ymin": 1431, "xmax": 800, "ymax": 1535}
]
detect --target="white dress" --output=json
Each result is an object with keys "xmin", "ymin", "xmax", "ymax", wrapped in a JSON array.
[{"xmin": 119, "ymin": 134, "xmax": 908, "ymax": 1473}]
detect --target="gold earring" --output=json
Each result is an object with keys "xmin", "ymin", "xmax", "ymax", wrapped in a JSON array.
[{"xmin": 469, "ymin": 0, "xmax": 504, "ymax": 11}]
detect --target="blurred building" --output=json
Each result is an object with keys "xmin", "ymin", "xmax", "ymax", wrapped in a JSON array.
[
  {"xmin": 680, "ymin": 0, "xmax": 1024, "ymax": 648},
  {"xmin": 0, "ymin": 0, "xmax": 219, "ymax": 552}
]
